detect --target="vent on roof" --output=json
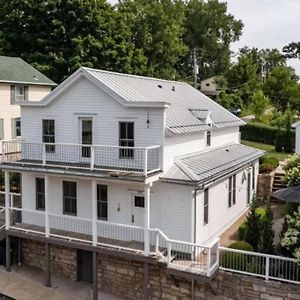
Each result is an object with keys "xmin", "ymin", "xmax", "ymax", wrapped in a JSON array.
[
  {"xmin": 158, "ymin": 84, "xmax": 162, "ymax": 89},
  {"xmin": 172, "ymin": 86, "xmax": 175, "ymax": 91}
]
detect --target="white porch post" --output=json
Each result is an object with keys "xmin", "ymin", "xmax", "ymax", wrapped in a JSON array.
[
  {"xmin": 45, "ymin": 175, "xmax": 50, "ymax": 237},
  {"xmin": 92, "ymin": 180, "xmax": 97, "ymax": 246},
  {"xmin": 144, "ymin": 183, "xmax": 151, "ymax": 256},
  {"xmin": 5, "ymin": 171, "xmax": 10, "ymax": 230}
]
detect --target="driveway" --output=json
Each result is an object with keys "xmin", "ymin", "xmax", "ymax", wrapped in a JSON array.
[{"xmin": 0, "ymin": 265, "xmax": 122, "ymax": 300}]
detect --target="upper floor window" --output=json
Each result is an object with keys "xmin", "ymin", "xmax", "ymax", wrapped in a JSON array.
[
  {"xmin": 63, "ymin": 181, "xmax": 77, "ymax": 216},
  {"xmin": 43, "ymin": 119, "xmax": 55, "ymax": 153},
  {"xmin": 0, "ymin": 119, "xmax": 4, "ymax": 140},
  {"xmin": 119, "ymin": 122, "xmax": 134, "ymax": 158},
  {"xmin": 206, "ymin": 131, "xmax": 211, "ymax": 147},
  {"xmin": 11, "ymin": 117, "xmax": 21, "ymax": 139},
  {"xmin": 97, "ymin": 184, "xmax": 108, "ymax": 221},
  {"xmin": 36, "ymin": 178, "xmax": 45, "ymax": 211},
  {"xmin": 204, "ymin": 188, "xmax": 209, "ymax": 225},
  {"xmin": 228, "ymin": 175, "xmax": 236, "ymax": 207},
  {"xmin": 11, "ymin": 85, "xmax": 28, "ymax": 102}
]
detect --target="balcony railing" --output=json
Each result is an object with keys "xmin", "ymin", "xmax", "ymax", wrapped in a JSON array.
[
  {"xmin": 0, "ymin": 205, "xmax": 219, "ymax": 277},
  {"xmin": 1, "ymin": 141, "xmax": 162, "ymax": 175}
]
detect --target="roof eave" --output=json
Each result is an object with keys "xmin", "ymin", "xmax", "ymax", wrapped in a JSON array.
[{"xmin": 0, "ymin": 79, "xmax": 57, "ymax": 86}]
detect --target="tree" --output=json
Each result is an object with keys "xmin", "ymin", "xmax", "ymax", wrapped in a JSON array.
[
  {"xmin": 244, "ymin": 197, "xmax": 261, "ymax": 251},
  {"xmin": 281, "ymin": 207, "xmax": 300, "ymax": 261},
  {"xmin": 249, "ymin": 90, "xmax": 270, "ymax": 121},
  {"xmin": 283, "ymin": 154, "xmax": 300, "ymax": 186}
]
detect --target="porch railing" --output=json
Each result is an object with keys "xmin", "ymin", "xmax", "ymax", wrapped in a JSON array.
[
  {"xmin": 1, "ymin": 141, "xmax": 162, "ymax": 175},
  {"xmin": 219, "ymin": 246, "xmax": 300, "ymax": 284}
]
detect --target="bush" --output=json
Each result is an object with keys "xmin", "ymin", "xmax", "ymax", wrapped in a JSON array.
[
  {"xmin": 240, "ymin": 122, "xmax": 295, "ymax": 148},
  {"xmin": 229, "ymin": 241, "xmax": 254, "ymax": 251},
  {"xmin": 275, "ymin": 130, "xmax": 286, "ymax": 152},
  {"xmin": 239, "ymin": 222, "xmax": 248, "ymax": 240},
  {"xmin": 259, "ymin": 155, "xmax": 279, "ymax": 174}
]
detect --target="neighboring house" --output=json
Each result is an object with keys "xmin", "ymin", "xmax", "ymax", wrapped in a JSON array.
[
  {"xmin": 292, "ymin": 121, "xmax": 300, "ymax": 153},
  {"xmin": 0, "ymin": 68, "xmax": 263, "ymax": 291},
  {"xmin": 0, "ymin": 56, "xmax": 56, "ymax": 144},
  {"xmin": 200, "ymin": 76, "xmax": 221, "ymax": 98}
]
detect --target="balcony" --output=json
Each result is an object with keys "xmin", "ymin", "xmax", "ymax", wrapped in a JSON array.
[
  {"xmin": 0, "ymin": 141, "xmax": 162, "ymax": 176},
  {"xmin": 0, "ymin": 203, "xmax": 219, "ymax": 277}
]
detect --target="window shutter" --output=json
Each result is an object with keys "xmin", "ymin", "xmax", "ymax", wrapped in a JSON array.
[
  {"xmin": 0, "ymin": 119, "xmax": 4, "ymax": 140},
  {"xmin": 11, "ymin": 118, "xmax": 16, "ymax": 139},
  {"xmin": 10, "ymin": 85, "xmax": 15, "ymax": 102},
  {"xmin": 24, "ymin": 86, "xmax": 29, "ymax": 101}
]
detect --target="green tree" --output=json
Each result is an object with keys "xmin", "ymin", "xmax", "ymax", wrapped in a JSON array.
[
  {"xmin": 244, "ymin": 197, "xmax": 261, "ymax": 251},
  {"xmin": 249, "ymin": 90, "xmax": 270, "ymax": 121}
]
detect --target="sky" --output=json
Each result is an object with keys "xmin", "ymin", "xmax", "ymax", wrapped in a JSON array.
[{"xmin": 109, "ymin": 0, "xmax": 300, "ymax": 75}]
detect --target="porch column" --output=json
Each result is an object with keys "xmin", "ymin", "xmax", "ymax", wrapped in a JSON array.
[
  {"xmin": 144, "ymin": 183, "xmax": 152, "ymax": 256},
  {"xmin": 92, "ymin": 180, "xmax": 97, "ymax": 246},
  {"xmin": 45, "ymin": 242, "xmax": 51, "ymax": 287},
  {"xmin": 5, "ymin": 171, "xmax": 10, "ymax": 230},
  {"xmin": 45, "ymin": 175, "xmax": 50, "ymax": 238}
]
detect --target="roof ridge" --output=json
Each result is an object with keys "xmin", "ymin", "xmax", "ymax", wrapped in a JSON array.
[{"xmin": 82, "ymin": 67, "xmax": 187, "ymax": 86}]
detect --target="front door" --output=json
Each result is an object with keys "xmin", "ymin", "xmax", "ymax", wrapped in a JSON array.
[
  {"xmin": 77, "ymin": 250, "xmax": 93, "ymax": 283},
  {"xmin": 131, "ymin": 193, "xmax": 145, "ymax": 227},
  {"xmin": 80, "ymin": 118, "xmax": 93, "ymax": 160}
]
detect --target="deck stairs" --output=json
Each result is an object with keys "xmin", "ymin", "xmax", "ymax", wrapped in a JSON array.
[{"xmin": 272, "ymin": 171, "xmax": 287, "ymax": 193}]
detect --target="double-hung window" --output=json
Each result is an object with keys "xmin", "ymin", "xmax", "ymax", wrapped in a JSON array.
[
  {"xmin": 97, "ymin": 185, "xmax": 108, "ymax": 220},
  {"xmin": 228, "ymin": 175, "xmax": 236, "ymax": 207},
  {"xmin": 35, "ymin": 178, "xmax": 45, "ymax": 211},
  {"xmin": 204, "ymin": 188, "xmax": 209, "ymax": 225},
  {"xmin": 119, "ymin": 122, "xmax": 134, "ymax": 158},
  {"xmin": 11, "ymin": 85, "xmax": 28, "ymax": 102},
  {"xmin": 43, "ymin": 119, "xmax": 55, "ymax": 153},
  {"xmin": 63, "ymin": 181, "xmax": 77, "ymax": 216},
  {"xmin": 206, "ymin": 131, "xmax": 211, "ymax": 147},
  {"xmin": 11, "ymin": 118, "xmax": 21, "ymax": 139}
]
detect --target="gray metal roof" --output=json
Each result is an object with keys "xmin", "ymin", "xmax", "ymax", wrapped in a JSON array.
[
  {"xmin": 85, "ymin": 68, "xmax": 245, "ymax": 135},
  {"xmin": 0, "ymin": 56, "xmax": 56, "ymax": 86},
  {"xmin": 161, "ymin": 143, "xmax": 264, "ymax": 184}
]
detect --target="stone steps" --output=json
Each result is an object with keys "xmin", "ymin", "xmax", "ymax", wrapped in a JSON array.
[{"xmin": 272, "ymin": 172, "xmax": 287, "ymax": 192}]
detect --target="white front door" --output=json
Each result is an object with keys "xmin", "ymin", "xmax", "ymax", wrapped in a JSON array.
[
  {"xmin": 79, "ymin": 118, "xmax": 93, "ymax": 162},
  {"xmin": 131, "ymin": 193, "xmax": 145, "ymax": 227}
]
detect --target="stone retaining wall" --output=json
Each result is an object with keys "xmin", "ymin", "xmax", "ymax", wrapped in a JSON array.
[
  {"xmin": 21, "ymin": 239, "xmax": 300, "ymax": 299},
  {"xmin": 257, "ymin": 173, "xmax": 273, "ymax": 199}
]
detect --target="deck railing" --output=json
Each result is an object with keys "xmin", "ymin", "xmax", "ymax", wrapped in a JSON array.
[
  {"xmin": 1, "ymin": 140, "xmax": 162, "ymax": 175},
  {"xmin": 219, "ymin": 246, "xmax": 300, "ymax": 284}
]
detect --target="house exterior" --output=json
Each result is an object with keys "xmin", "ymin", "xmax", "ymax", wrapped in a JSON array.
[
  {"xmin": 200, "ymin": 76, "xmax": 221, "ymax": 98},
  {"xmin": 292, "ymin": 121, "xmax": 300, "ymax": 153},
  {"xmin": 0, "ymin": 67, "xmax": 263, "ymax": 298},
  {"xmin": 0, "ymin": 56, "xmax": 56, "ymax": 146}
]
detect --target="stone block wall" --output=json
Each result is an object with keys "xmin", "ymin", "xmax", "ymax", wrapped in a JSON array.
[
  {"xmin": 20, "ymin": 239, "xmax": 300, "ymax": 300},
  {"xmin": 257, "ymin": 173, "xmax": 273, "ymax": 199}
]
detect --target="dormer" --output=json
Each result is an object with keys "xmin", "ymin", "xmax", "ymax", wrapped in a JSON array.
[{"xmin": 189, "ymin": 109, "xmax": 213, "ymax": 126}]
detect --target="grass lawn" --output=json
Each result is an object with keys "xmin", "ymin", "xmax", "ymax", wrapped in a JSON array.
[{"xmin": 241, "ymin": 140, "xmax": 292, "ymax": 162}]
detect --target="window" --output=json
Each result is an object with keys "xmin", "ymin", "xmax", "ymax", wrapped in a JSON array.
[
  {"xmin": 11, "ymin": 118, "xmax": 21, "ymax": 139},
  {"xmin": 134, "ymin": 196, "xmax": 145, "ymax": 208},
  {"xmin": 204, "ymin": 188, "xmax": 209, "ymax": 225},
  {"xmin": 36, "ymin": 178, "xmax": 45, "ymax": 211},
  {"xmin": 228, "ymin": 175, "xmax": 236, "ymax": 207},
  {"xmin": 119, "ymin": 122, "xmax": 134, "ymax": 158},
  {"xmin": 252, "ymin": 166, "xmax": 255, "ymax": 190},
  {"xmin": 206, "ymin": 83, "xmax": 210, "ymax": 87},
  {"xmin": 43, "ymin": 120, "xmax": 55, "ymax": 152},
  {"xmin": 97, "ymin": 185, "xmax": 107, "ymax": 220},
  {"xmin": 11, "ymin": 85, "xmax": 28, "ymax": 102},
  {"xmin": 206, "ymin": 131, "xmax": 211, "ymax": 147},
  {"xmin": 81, "ymin": 118, "xmax": 93, "ymax": 158},
  {"xmin": 0, "ymin": 119, "xmax": 4, "ymax": 140},
  {"xmin": 63, "ymin": 181, "xmax": 77, "ymax": 215}
]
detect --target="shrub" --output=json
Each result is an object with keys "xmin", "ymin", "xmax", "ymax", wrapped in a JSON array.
[
  {"xmin": 259, "ymin": 155, "xmax": 279, "ymax": 174},
  {"xmin": 229, "ymin": 241, "xmax": 254, "ymax": 251},
  {"xmin": 240, "ymin": 122, "xmax": 295, "ymax": 148},
  {"xmin": 239, "ymin": 221, "xmax": 248, "ymax": 240},
  {"xmin": 275, "ymin": 130, "xmax": 286, "ymax": 152}
]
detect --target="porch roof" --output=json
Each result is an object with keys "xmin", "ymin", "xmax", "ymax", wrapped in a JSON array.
[{"xmin": 161, "ymin": 143, "xmax": 264, "ymax": 184}]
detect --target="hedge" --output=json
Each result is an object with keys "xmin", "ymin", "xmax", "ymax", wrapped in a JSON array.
[{"xmin": 240, "ymin": 122, "xmax": 295, "ymax": 147}]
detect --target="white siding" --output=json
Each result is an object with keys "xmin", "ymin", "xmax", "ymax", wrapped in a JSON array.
[
  {"xmin": 22, "ymin": 173, "xmax": 193, "ymax": 242},
  {"xmin": 295, "ymin": 125, "xmax": 300, "ymax": 154},
  {"xmin": 21, "ymin": 77, "xmax": 165, "ymax": 148},
  {"xmin": 163, "ymin": 126, "xmax": 240, "ymax": 170},
  {"xmin": 195, "ymin": 160, "xmax": 259, "ymax": 245}
]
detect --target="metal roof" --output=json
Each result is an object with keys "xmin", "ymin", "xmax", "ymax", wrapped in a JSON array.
[
  {"xmin": 161, "ymin": 143, "xmax": 264, "ymax": 184},
  {"xmin": 85, "ymin": 68, "xmax": 245, "ymax": 135},
  {"xmin": 0, "ymin": 56, "xmax": 56, "ymax": 86}
]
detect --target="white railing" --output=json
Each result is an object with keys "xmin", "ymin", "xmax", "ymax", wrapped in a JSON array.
[
  {"xmin": 220, "ymin": 247, "xmax": 300, "ymax": 284},
  {"xmin": 0, "ymin": 206, "xmax": 5, "ymax": 230},
  {"xmin": 1, "ymin": 140, "xmax": 161, "ymax": 175},
  {"xmin": 0, "ymin": 191, "xmax": 21, "ymax": 208}
]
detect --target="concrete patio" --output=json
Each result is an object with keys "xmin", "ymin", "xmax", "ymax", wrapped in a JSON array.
[{"xmin": 0, "ymin": 265, "xmax": 121, "ymax": 300}]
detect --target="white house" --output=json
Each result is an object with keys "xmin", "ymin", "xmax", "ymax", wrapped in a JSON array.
[
  {"xmin": 0, "ymin": 56, "xmax": 56, "ymax": 148},
  {"xmin": 0, "ymin": 68, "xmax": 263, "ymax": 286},
  {"xmin": 292, "ymin": 121, "xmax": 300, "ymax": 153},
  {"xmin": 200, "ymin": 76, "xmax": 221, "ymax": 98}
]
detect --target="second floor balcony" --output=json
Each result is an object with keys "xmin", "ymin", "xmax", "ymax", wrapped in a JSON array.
[{"xmin": 0, "ymin": 141, "xmax": 162, "ymax": 176}]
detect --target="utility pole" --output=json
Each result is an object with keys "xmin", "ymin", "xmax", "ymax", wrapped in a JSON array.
[
  {"xmin": 261, "ymin": 54, "xmax": 266, "ymax": 84},
  {"xmin": 193, "ymin": 48, "xmax": 199, "ymax": 88}
]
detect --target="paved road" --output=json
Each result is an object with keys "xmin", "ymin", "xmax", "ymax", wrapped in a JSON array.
[{"xmin": 0, "ymin": 265, "xmax": 122, "ymax": 300}]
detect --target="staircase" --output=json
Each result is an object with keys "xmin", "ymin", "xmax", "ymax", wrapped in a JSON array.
[{"xmin": 272, "ymin": 171, "xmax": 287, "ymax": 192}]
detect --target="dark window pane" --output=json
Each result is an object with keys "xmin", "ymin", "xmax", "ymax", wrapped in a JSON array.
[
  {"xmin": 134, "ymin": 196, "xmax": 144, "ymax": 208},
  {"xmin": 36, "ymin": 178, "xmax": 45, "ymax": 211},
  {"xmin": 97, "ymin": 185, "xmax": 107, "ymax": 220},
  {"xmin": 43, "ymin": 120, "xmax": 55, "ymax": 153},
  {"xmin": 63, "ymin": 181, "xmax": 77, "ymax": 215},
  {"xmin": 204, "ymin": 188, "xmax": 209, "ymax": 225}
]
